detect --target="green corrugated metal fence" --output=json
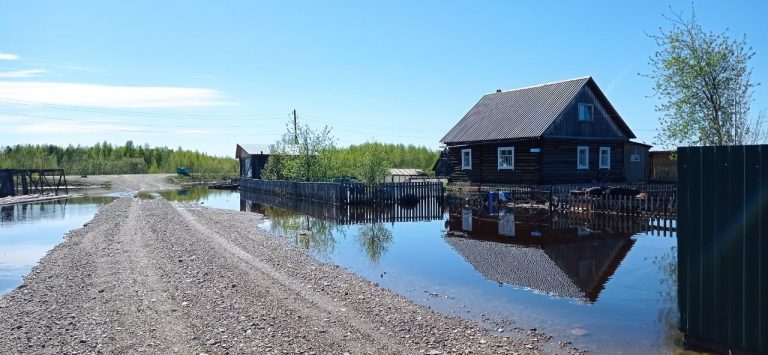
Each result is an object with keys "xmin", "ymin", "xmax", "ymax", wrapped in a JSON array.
[{"xmin": 678, "ymin": 145, "xmax": 767, "ymax": 353}]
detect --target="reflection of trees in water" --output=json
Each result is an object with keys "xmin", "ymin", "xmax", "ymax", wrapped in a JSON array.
[
  {"xmin": 654, "ymin": 245, "xmax": 683, "ymax": 348},
  {"xmin": 356, "ymin": 223, "xmax": 393, "ymax": 265},
  {"xmin": 157, "ymin": 186, "xmax": 231, "ymax": 203},
  {"xmin": 262, "ymin": 205, "xmax": 339, "ymax": 260}
]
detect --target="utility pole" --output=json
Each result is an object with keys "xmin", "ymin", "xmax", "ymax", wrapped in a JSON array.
[{"xmin": 293, "ymin": 109, "xmax": 298, "ymax": 144}]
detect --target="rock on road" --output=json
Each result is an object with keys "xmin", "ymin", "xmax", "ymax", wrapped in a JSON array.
[{"xmin": 0, "ymin": 197, "xmax": 548, "ymax": 354}]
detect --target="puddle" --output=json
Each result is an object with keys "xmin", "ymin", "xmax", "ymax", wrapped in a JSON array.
[{"xmin": 0, "ymin": 196, "xmax": 116, "ymax": 294}]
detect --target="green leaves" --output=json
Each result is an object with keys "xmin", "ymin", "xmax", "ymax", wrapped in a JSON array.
[
  {"xmin": 648, "ymin": 7, "xmax": 762, "ymax": 148},
  {"xmin": 263, "ymin": 121, "xmax": 440, "ymax": 183},
  {"xmin": 0, "ymin": 142, "xmax": 238, "ymax": 175}
]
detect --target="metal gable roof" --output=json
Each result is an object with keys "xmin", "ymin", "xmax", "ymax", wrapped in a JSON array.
[{"xmin": 440, "ymin": 77, "xmax": 633, "ymax": 144}]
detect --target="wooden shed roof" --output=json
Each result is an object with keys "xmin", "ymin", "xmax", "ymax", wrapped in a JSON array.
[{"xmin": 387, "ymin": 168, "xmax": 425, "ymax": 176}]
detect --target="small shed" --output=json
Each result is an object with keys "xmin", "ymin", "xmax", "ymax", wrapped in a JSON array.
[
  {"xmin": 432, "ymin": 149, "xmax": 451, "ymax": 177},
  {"xmin": 236, "ymin": 144, "xmax": 274, "ymax": 179},
  {"xmin": 386, "ymin": 168, "xmax": 426, "ymax": 183},
  {"xmin": 623, "ymin": 141, "xmax": 651, "ymax": 183},
  {"xmin": 649, "ymin": 150, "xmax": 677, "ymax": 182}
]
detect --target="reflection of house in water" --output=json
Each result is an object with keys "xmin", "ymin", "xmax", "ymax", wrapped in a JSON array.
[{"xmin": 446, "ymin": 206, "xmax": 636, "ymax": 302}]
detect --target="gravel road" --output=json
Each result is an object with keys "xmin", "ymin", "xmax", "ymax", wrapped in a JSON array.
[
  {"xmin": 0, "ymin": 197, "xmax": 564, "ymax": 354},
  {"xmin": 68, "ymin": 174, "xmax": 176, "ymax": 192}
]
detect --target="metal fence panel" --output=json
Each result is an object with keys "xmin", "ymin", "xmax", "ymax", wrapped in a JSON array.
[{"xmin": 678, "ymin": 145, "xmax": 767, "ymax": 353}]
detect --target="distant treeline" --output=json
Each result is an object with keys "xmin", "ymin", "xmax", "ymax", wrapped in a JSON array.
[
  {"xmin": 261, "ymin": 123, "xmax": 440, "ymax": 184},
  {"xmin": 338, "ymin": 143, "xmax": 439, "ymax": 172},
  {"xmin": 0, "ymin": 141, "xmax": 238, "ymax": 175}
]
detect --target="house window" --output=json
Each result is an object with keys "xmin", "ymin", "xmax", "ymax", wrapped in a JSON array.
[
  {"xmin": 497, "ymin": 147, "xmax": 514, "ymax": 170},
  {"xmin": 462, "ymin": 208, "xmax": 473, "ymax": 231},
  {"xmin": 577, "ymin": 146, "xmax": 589, "ymax": 169},
  {"xmin": 599, "ymin": 147, "xmax": 611, "ymax": 169},
  {"xmin": 578, "ymin": 103, "xmax": 593, "ymax": 121},
  {"xmin": 498, "ymin": 209, "xmax": 515, "ymax": 237},
  {"xmin": 461, "ymin": 149, "xmax": 472, "ymax": 170}
]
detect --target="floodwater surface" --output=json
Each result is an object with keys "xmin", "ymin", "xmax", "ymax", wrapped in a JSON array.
[
  {"xmin": 4, "ymin": 187, "xmax": 683, "ymax": 354},
  {"xmin": 163, "ymin": 187, "xmax": 683, "ymax": 354},
  {"xmin": 0, "ymin": 196, "xmax": 115, "ymax": 294}
]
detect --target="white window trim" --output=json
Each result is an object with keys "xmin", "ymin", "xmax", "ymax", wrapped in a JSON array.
[
  {"xmin": 461, "ymin": 148, "xmax": 472, "ymax": 170},
  {"xmin": 577, "ymin": 146, "xmax": 589, "ymax": 170},
  {"xmin": 497, "ymin": 146, "xmax": 514, "ymax": 170},
  {"xmin": 578, "ymin": 103, "xmax": 594, "ymax": 122},
  {"xmin": 599, "ymin": 147, "xmax": 611, "ymax": 169}
]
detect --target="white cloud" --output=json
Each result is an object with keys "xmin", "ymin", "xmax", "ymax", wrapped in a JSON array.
[
  {"xmin": 8, "ymin": 122, "xmax": 140, "ymax": 134},
  {"xmin": 0, "ymin": 115, "xmax": 25, "ymax": 123},
  {"xmin": 0, "ymin": 81, "xmax": 230, "ymax": 108},
  {"xmin": 0, "ymin": 53, "xmax": 19, "ymax": 60},
  {"xmin": 0, "ymin": 69, "xmax": 48, "ymax": 78}
]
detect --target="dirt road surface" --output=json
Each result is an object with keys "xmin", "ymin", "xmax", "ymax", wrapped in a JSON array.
[
  {"xmin": 0, "ymin": 198, "xmax": 565, "ymax": 354},
  {"xmin": 68, "ymin": 174, "xmax": 176, "ymax": 192}
]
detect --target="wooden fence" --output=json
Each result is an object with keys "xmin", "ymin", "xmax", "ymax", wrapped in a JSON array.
[
  {"xmin": 677, "ymin": 145, "xmax": 767, "ymax": 354},
  {"xmin": 240, "ymin": 189, "xmax": 443, "ymax": 225},
  {"xmin": 459, "ymin": 183, "xmax": 677, "ymax": 218},
  {"xmin": 239, "ymin": 178, "xmax": 444, "ymax": 205}
]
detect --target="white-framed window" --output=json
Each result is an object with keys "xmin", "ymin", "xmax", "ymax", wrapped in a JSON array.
[
  {"xmin": 461, "ymin": 148, "xmax": 472, "ymax": 170},
  {"xmin": 461, "ymin": 208, "xmax": 473, "ymax": 231},
  {"xmin": 498, "ymin": 209, "xmax": 515, "ymax": 237},
  {"xmin": 497, "ymin": 147, "xmax": 514, "ymax": 170},
  {"xmin": 599, "ymin": 147, "xmax": 611, "ymax": 169},
  {"xmin": 577, "ymin": 146, "xmax": 589, "ymax": 169},
  {"xmin": 578, "ymin": 103, "xmax": 593, "ymax": 121}
]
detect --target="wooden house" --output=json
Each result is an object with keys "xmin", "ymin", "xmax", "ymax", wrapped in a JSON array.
[{"xmin": 440, "ymin": 77, "xmax": 648, "ymax": 184}]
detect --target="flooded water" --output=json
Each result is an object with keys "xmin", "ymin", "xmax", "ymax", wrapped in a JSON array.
[
  {"xmin": 2, "ymin": 186, "xmax": 684, "ymax": 354},
  {"xmin": 163, "ymin": 187, "xmax": 683, "ymax": 354},
  {"xmin": 0, "ymin": 196, "xmax": 116, "ymax": 294}
]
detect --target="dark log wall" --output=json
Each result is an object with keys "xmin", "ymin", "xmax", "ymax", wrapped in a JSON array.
[
  {"xmin": 446, "ymin": 139, "xmax": 625, "ymax": 184},
  {"xmin": 544, "ymin": 85, "xmax": 626, "ymax": 139},
  {"xmin": 446, "ymin": 139, "xmax": 542, "ymax": 184},
  {"xmin": 540, "ymin": 140, "xmax": 624, "ymax": 184}
]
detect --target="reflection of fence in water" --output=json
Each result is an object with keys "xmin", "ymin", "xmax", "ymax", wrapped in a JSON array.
[
  {"xmin": 0, "ymin": 200, "xmax": 68, "ymax": 224},
  {"xmin": 554, "ymin": 211, "xmax": 676, "ymax": 237},
  {"xmin": 240, "ymin": 189, "xmax": 444, "ymax": 225}
]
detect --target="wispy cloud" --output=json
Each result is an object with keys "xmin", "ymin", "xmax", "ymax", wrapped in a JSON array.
[
  {"xmin": 7, "ymin": 122, "xmax": 139, "ymax": 134},
  {"xmin": 605, "ymin": 66, "xmax": 632, "ymax": 95},
  {"xmin": 0, "ymin": 53, "xmax": 19, "ymax": 60},
  {"xmin": 0, "ymin": 81, "xmax": 230, "ymax": 108},
  {"xmin": 0, "ymin": 69, "xmax": 48, "ymax": 78}
]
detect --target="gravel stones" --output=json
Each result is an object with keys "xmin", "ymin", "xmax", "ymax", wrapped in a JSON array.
[{"xmin": 0, "ymin": 197, "xmax": 552, "ymax": 354}]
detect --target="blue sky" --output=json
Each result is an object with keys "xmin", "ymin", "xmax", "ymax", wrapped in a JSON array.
[{"xmin": 0, "ymin": 0, "xmax": 766, "ymax": 157}]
